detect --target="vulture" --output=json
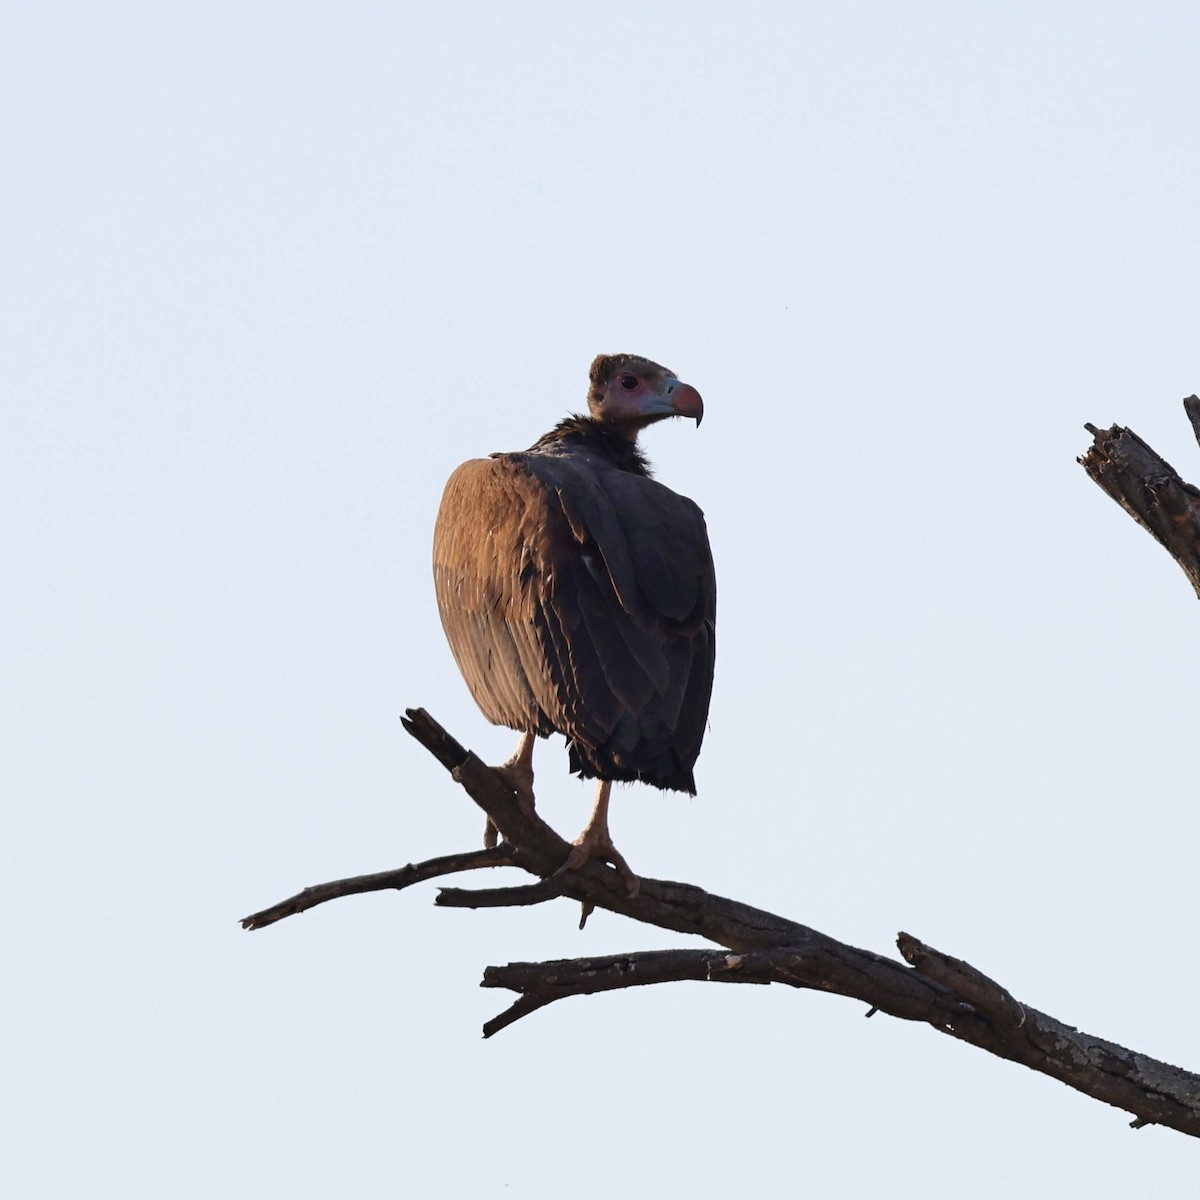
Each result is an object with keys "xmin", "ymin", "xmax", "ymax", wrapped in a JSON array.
[{"xmin": 432, "ymin": 353, "xmax": 715, "ymax": 893}]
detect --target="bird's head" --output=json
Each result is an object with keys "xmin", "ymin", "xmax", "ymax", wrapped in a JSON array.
[{"xmin": 586, "ymin": 354, "xmax": 704, "ymax": 433}]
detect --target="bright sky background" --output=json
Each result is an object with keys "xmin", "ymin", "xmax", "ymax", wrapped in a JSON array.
[{"xmin": 5, "ymin": 2, "xmax": 1200, "ymax": 1196}]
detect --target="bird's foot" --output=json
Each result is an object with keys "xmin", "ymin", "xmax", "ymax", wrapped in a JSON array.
[
  {"xmin": 493, "ymin": 759, "xmax": 535, "ymax": 814},
  {"xmin": 483, "ymin": 757, "xmax": 536, "ymax": 847},
  {"xmin": 556, "ymin": 829, "xmax": 640, "ymax": 898}
]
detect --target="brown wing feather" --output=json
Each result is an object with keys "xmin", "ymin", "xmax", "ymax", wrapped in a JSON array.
[
  {"xmin": 433, "ymin": 450, "xmax": 716, "ymax": 792},
  {"xmin": 433, "ymin": 457, "xmax": 563, "ymax": 736}
]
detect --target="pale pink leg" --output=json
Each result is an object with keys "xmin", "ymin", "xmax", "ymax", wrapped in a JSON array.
[
  {"xmin": 558, "ymin": 780, "xmax": 639, "ymax": 897},
  {"xmin": 485, "ymin": 730, "xmax": 536, "ymax": 846}
]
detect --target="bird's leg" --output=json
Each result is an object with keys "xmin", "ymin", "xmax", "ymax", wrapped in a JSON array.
[
  {"xmin": 558, "ymin": 780, "xmax": 640, "ymax": 897},
  {"xmin": 496, "ymin": 730, "xmax": 536, "ymax": 810},
  {"xmin": 485, "ymin": 730, "xmax": 537, "ymax": 847}
]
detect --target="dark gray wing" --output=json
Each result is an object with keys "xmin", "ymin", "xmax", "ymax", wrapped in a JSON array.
[
  {"xmin": 524, "ymin": 453, "xmax": 716, "ymax": 790},
  {"xmin": 433, "ymin": 450, "xmax": 715, "ymax": 790}
]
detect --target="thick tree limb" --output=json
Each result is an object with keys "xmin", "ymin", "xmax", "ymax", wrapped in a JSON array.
[
  {"xmin": 1079, "ymin": 397, "xmax": 1200, "ymax": 598},
  {"xmin": 241, "ymin": 707, "xmax": 1200, "ymax": 1140}
]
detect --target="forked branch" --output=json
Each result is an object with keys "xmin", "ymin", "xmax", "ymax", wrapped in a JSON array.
[{"xmin": 241, "ymin": 708, "xmax": 1200, "ymax": 1140}]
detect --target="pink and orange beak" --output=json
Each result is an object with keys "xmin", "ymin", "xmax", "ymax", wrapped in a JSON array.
[
  {"xmin": 642, "ymin": 376, "xmax": 703, "ymax": 427},
  {"xmin": 668, "ymin": 381, "xmax": 703, "ymax": 426}
]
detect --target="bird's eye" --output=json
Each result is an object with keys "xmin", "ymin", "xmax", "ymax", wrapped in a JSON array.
[{"xmin": 619, "ymin": 374, "xmax": 638, "ymax": 391}]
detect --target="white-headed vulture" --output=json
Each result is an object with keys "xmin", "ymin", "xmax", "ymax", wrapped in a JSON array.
[{"xmin": 432, "ymin": 354, "xmax": 715, "ymax": 893}]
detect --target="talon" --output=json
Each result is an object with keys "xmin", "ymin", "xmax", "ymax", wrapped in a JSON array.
[
  {"xmin": 553, "ymin": 843, "xmax": 640, "ymax": 897},
  {"xmin": 553, "ymin": 782, "xmax": 640, "ymax": 897}
]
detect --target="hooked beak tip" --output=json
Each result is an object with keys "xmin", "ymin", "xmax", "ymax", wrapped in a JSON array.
[{"xmin": 670, "ymin": 382, "xmax": 704, "ymax": 426}]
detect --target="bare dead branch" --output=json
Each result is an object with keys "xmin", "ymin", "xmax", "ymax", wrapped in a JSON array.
[
  {"xmin": 241, "ymin": 706, "xmax": 1200, "ymax": 1138},
  {"xmin": 239, "ymin": 845, "xmax": 516, "ymax": 929},
  {"xmin": 898, "ymin": 932, "xmax": 1026, "ymax": 1028},
  {"xmin": 1186, "ymin": 395, "xmax": 1200, "ymax": 451},
  {"xmin": 481, "ymin": 994, "xmax": 556, "ymax": 1039},
  {"xmin": 1079, "ymin": 397, "xmax": 1200, "ymax": 598},
  {"xmin": 436, "ymin": 876, "xmax": 571, "ymax": 909},
  {"xmin": 479, "ymin": 950, "xmax": 767, "ymax": 1037},
  {"xmin": 482, "ymin": 949, "xmax": 757, "ymax": 996},
  {"xmin": 481, "ymin": 939, "xmax": 1200, "ymax": 1135}
]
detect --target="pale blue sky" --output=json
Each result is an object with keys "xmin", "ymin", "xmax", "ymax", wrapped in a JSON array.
[{"xmin": 4, "ymin": 3, "xmax": 1200, "ymax": 1196}]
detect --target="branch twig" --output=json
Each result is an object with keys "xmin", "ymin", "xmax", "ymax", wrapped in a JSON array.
[{"xmin": 240, "ymin": 845, "xmax": 516, "ymax": 929}]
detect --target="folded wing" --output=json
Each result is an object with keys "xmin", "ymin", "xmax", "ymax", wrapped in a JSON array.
[{"xmin": 433, "ymin": 452, "xmax": 715, "ymax": 792}]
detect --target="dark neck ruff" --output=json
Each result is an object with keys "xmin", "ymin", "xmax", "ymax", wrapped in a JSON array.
[{"xmin": 530, "ymin": 415, "xmax": 653, "ymax": 476}]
